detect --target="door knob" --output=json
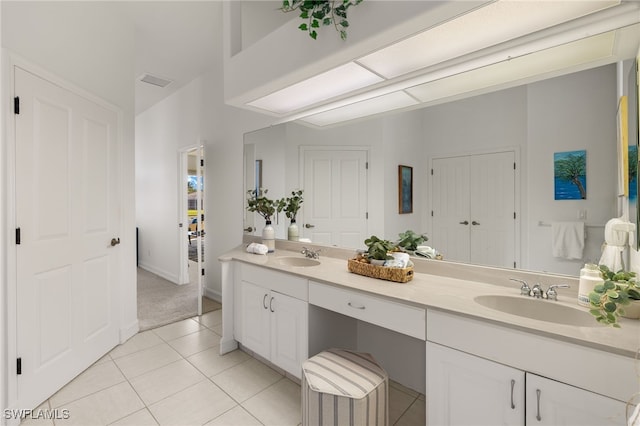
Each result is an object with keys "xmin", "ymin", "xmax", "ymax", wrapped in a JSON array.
[
  {"xmin": 472, "ymin": 221, "xmax": 480, "ymax": 225},
  {"xmin": 110, "ymin": 238, "xmax": 121, "ymax": 247},
  {"xmin": 244, "ymin": 226, "xmax": 254, "ymax": 232},
  {"xmin": 459, "ymin": 220, "xmax": 469, "ymax": 225},
  {"xmin": 305, "ymin": 223, "xmax": 315, "ymax": 229}
]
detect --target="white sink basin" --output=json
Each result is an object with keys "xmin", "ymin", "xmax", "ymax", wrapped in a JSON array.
[
  {"xmin": 474, "ymin": 295, "xmax": 597, "ymax": 327},
  {"xmin": 277, "ymin": 257, "xmax": 321, "ymax": 267}
]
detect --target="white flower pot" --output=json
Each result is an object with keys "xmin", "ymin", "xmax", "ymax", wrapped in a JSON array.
[{"xmin": 621, "ymin": 300, "xmax": 640, "ymax": 319}]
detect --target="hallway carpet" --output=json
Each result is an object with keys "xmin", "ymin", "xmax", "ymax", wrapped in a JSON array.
[{"xmin": 137, "ymin": 267, "xmax": 221, "ymax": 331}]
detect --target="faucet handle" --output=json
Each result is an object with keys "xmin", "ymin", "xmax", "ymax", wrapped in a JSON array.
[
  {"xmin": 510, "ymin": 278, "xmax": 530, "ymax": 296},
  {"xmin": 545, "ymin": 284, "xmax": 570, "ymax": 301}
]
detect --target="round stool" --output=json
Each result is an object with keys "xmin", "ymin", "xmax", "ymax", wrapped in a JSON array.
[{"xmin": 301, "ymin": 348, "xmax": 389, "ymax": 426}]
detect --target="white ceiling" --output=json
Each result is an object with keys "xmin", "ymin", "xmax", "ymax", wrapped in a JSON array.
[{"xmin": 119, "ymin": 2, "xmax": 222, "ymax": 115}]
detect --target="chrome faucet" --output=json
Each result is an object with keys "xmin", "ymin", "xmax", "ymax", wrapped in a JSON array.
[
  {"xmin": 531, "ymin": 283, "xmax": 544, "ymax": 299},
  {"xmin": 545, "ymin": 284, "xmax": 570, "ymax": 301},
  {"xmin": 510, "ymin": 278, "xmax": 531, "ymax": 296},
  {"xmin": 301, "ymin": 247, "xmax": 321, "ymax": 259}
]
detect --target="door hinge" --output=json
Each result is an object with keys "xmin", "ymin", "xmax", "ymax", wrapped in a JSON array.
[
  {"xmin": 201, "ymin": 268, "xmax": 205, "ymax": 276},
  {"xmin": 513, "ymin": 262, "xmax": 516, "ymax": 268},
  {"xmin": 431, "ymin": 210, "xmax": 434, "ymax": 217},
  {"xmin": 14, "ymin": 97, "xmax": 20, "ymax": 115},
  {"xmin": 16, "ymin": 228, "xmax": 21, "ymax": 245},
  {"xmin": 365, "ymin": 162, "xmax": 369, "ymax": 170},
  {"xmin": 200, "ymin": 159, "xmax": 204, "ymax": 167},
  {"xmin": 514, "ymin": 212, "xmax": 516, "ymax": 220},
  {"xmin": 431, "ymin": 168, "xmax": 433, "ymax": 175},
  {"xmin": 365, "ymin": 212, "xmax": 369, "ymax": 219},
  {"xmin": 513, "ymin": 162, "xmax": 516, "ymax": 170},
  {"xmin": 16, "ymin": 358, "xmax": 22, "ymax": 375}
]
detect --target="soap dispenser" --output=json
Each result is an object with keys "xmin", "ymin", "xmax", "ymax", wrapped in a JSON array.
[{"xmin": 577, "ymin": 263, "xmax": 603, "ymax": 307}]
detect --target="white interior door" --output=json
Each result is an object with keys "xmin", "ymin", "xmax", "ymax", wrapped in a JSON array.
[
  {"xmin": 431, "ymin": 156, "xmax": 471, "ymax": 262},
  {"xmin": 469, "ymin": 152, "xmax": 516, "ymax": 268},
  {"xmin": 432, "ymin": 151, "xmax": 516, "ymax": 268},
  {"xmin": 302, "ymin": 148, "xmax": 368, "ymax": 248},
  {"xmin": 15, "ymin": 66, "xmax": 120, "ymax": 410}
]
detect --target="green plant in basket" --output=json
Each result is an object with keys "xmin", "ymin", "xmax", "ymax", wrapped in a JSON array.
[
  {"xmin": 396, "ymin": 230, "xmax": 428, "ymax": 252},
  {"xmin": 364, "ymin": 235, "xmax": 397, "ymax": 261},
  {"xmin": 589, "ymin": 265, "xmax": 640, "ymax": 327}
]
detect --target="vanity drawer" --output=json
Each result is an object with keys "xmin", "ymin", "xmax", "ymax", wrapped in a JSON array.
[
  {"xmin": 239, "ymin": 263, "xmax": 308, "ymax": 301},
  {"xmin": 309, "ymin": 281, "xmax": 425, "ymax": 340}
]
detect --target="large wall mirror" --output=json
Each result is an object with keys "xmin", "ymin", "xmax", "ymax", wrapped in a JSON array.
[{"xmin": 244, "ymin": 53, "xmax": 640, "ymax": 277}]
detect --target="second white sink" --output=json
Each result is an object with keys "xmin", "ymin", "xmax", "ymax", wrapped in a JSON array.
[{"xmin": 474, "ymin": 295, "xmax": 597, "ymax": 327}]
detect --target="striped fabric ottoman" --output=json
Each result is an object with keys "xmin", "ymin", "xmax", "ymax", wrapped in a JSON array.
[{"xmin": 301, "ymin": 348, "xmax": 389, "ymax": 426}]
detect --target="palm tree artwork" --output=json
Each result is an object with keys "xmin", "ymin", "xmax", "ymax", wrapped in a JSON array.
[{"xmin": 554, "ymin": 150, "xmax": 587, "ymax": 200}]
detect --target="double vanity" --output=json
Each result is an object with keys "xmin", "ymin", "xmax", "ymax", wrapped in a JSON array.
[{"xmin": 219, "ymin": 240, "xmax": 640, "ymax": 425}]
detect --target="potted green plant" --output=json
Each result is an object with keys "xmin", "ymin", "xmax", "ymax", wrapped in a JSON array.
[
  {"xmin": 364, "ymin": 235, "xmax": 397, "ymax": 265},
  {"xmin": 247, "ymin": 188, "xmax": 277, "ymax": 251},
  {"xmin": 396, "ymin": 230, "xmax": 428, "ymax": 252},
  {"xmin": 277, "ymin": 190, "xmax": 304, "ymax": 241},
  {"xmin": 588, "ymin": 265, "xmax": 640, "ymax": 327},
  {"xmin": 281, "ymin": 0, "xmax": 364, "ymax": 40}
]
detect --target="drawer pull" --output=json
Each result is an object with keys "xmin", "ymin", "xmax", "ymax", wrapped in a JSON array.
[
  {"xmin": 263, "ymin": 294, "xmax": 268, "ymax": 310},
  {"xmin": 510, "ymin": 379, "xmax": 515, "ymax": 409},
  {"xmin": 536, "ymin": 389, "xmax": 542, "ymax": 421},
  {"xmin": 348, "ymin": 302, "xmax": 366, "ymax": 310}
]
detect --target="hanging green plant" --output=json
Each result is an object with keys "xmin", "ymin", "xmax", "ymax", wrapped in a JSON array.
[{"xmin": 281, "ymin": 0, "xmax": 364, "ymax": 40}]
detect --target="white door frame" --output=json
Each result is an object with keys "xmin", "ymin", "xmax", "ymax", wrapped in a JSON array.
[
  {"xmin": 428, "ymin": 146, "xmax": 521, "ymax": 268},
  {"xmin": 178, "ymin": 143, "xmax": 205, "ymax": 315},
  {"xmin": 3, "ymin": 53, "xmax": 125, "ymax": 418}
]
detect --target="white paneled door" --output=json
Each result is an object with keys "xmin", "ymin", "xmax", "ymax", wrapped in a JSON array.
[
  {"xmin": 432, "ymin": 151, "xmax": 516, "ymax": 268},
  {"xmin": 302, "ymin": 148, "xmax": 368, "ymax": 248},
  {"xmin": 14, "ymin": 66, "xmax": 120, "ymax": 410}
]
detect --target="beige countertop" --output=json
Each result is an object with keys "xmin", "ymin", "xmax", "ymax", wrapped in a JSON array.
[{"xmin": 221, "ymin": 245, "xmax": 640, "ymax": 359}]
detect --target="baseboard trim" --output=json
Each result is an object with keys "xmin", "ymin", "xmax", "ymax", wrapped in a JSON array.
[
  {"xmin": 120, "ymin": 319, "xmax": 139, "ymax": 344},
  {"xmin": 138, "ymin": 262, "xmax": 179, "ymax": 284},
  {"xmin": 204, "ymin": 287, "xmax": 221, "ymax": 303}
]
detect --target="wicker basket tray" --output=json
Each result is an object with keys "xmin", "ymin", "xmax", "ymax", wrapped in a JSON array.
[{"xmin": 347, "ymin": 258, "xmax": 414, "ymax": 283}]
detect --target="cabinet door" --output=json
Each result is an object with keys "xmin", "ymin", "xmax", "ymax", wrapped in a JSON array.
[
  {"xmin": 525, "ymin": 373, "xmax": 627, "ymax": 425},
  {"xmin": 427, "ymin": 342, "xmax": 525, "ymax": 426},
  {"xmin": 240, "ymin": 280, "xmax": 271, "ymax": 360},
  {"xmin": 270, "ymin": 291, "xmax": 308, "ymax": 379}
]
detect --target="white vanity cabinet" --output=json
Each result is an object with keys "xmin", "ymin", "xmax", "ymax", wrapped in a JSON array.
[
  {"xmin": 235, "ymin": 263, "xmax": 308, "ymax": 379},
  {"xmin": 426, "ymin": 341, "xmax": 525, "ymax": 425},
  {"xmin": 427, "ymin": 342, "xmax": 628, "ymax": 425},
  {"xmin": 426, "ymin": 311, "xmax": 632, "ymax": 425}
]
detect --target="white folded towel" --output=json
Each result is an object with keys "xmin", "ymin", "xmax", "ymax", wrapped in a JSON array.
[
  {"xmin": 598, "ymin": 218, "xmax": 634, "ymax": 271},
  {"xmin": 551, "ymin": 221, "xmax": 584, "ymax": 260},
  {"xmin": 246, "ymin": 242, "xmax": 268, "ymax": 255}
]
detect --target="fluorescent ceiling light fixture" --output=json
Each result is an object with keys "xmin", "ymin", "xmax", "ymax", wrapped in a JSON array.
[
  {"xmin": 357, "ymin": 0, "xmax": 620, "ymax": 79},
  {"xmin": 300, "ymin": 91, "xmax": 418, "ymax": 127},
  {"xmin": 247, "ymin": 62, "xmax": 384, "ymax": 115},
  {"xmin": 406, "ymin": 31, "xmax": 616, "ymax": 103},
  {"xmin": 139, "ymin": 73, "xmax": 173, "ymax": 88}
]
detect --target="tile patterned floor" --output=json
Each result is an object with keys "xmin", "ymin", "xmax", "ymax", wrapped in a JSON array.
[{"xmin": 21, "ymin": 310, "xmax": 426, "ymax": 425}]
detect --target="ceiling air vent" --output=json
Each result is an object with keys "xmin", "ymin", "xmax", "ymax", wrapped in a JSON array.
[{"xmin": 139, "ymin": 73, "xmax": 172, "ymax": 88}]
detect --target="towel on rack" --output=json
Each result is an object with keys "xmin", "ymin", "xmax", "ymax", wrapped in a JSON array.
[
  {"xmin": 551, "ymin": 221, "xmax": 585, "ymax": 260},
  {"xmin": 598, "ymin": 217, "xmax": 633, "ymax": 271}
]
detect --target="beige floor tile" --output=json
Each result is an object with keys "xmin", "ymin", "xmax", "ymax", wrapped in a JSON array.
[
  {"xmin": 113, "ymin": 343, "xmax": 182, "ymax": 380},
  {"xmin": 54, "ymin": 382, "xmax": 144, "ymax": 426},
  {"xmin": 186, "ymin": 346, "xmax": 250, "ymax": 377},
  {"xmin": 389, "ymin": 385, "xmax": 418, "ymax": 425},
  {"xmin": 394, "ymin": 397, "xmax": 426, "ymax": 426},
  {"xmin": 210, "ymin": 324, "xmax": 223, "ymax": 335},
  {"xmin": 152, "ymin": 318, "xmax": 203, "ymax": 342},
  {"xmin": 167, "ymin": 328, "xmax": 221, "ymax": 357},
  {"xmin": 129, "ymin": 359, "xmax": 206, "ymax": 406},
  {"xmin": 148, "ymin": 380, "xmax": 236, "ymax": 426},
  {"xmin": 50, "ymin": 361, "xmax": 126, "ymax": 408},
  {"xmin": 92, "ymin": 354, "xmax": 112, "ymax": 366},
  {"xmin": 204, "ymin": 406, "xmax": 263, "ymax": 426},
  {"xmin": 243, "ymin": 379, "xmax": 301, "ymax": 426},
  {"xmin": 211, "ymin": 358, "xmax": 283, "ymax": 403},
  {"xmin": 198, "ymin": 309, "xmax": 222, "ymax": 329},
  {"xmin": 109, "ymin": 408, "xmax": 158, "ymax": 426},
  {"xmin": 109, "ymin": 331, "xmax": 164, "ymax": 359}
]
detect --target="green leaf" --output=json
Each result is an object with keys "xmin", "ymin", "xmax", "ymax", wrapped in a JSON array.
[
  {"xmin": 603, "ymin": 281, "xmax": 615, "ymax": 290},
  {"xmin": 589, "ymin": 292, "xmax": 601, "ymax": 304},
  {"xmin": 340, "ymin": 30, "xmax": 347, "ymax": 40},
  {"xmin": 311, "ymin": 19, "xmax": 320, "ymax": 28},
  {"xmin": 312, "ymin": 10, "xmax": 325, "ymax": 19},
  {"xmin": 300, "ymin": 10, "xmax": 309, "ymax": 18},
  {"xmin": 299, "ymin": 23, "xmax": 308, "ymax": 31},
  {"xmin": 603, "ymin": 301, "xmax": 617, "ymax": 313},
  {"xmin": 310, "ymin": 30, "xmax": 317, "ymax": 39},
  {"xmin": 606, "ymin": 290, "xmax": 619, "ymax": 299},
  {"xmin": 593, "ymin": 284, "xmax": 606, "ymax": 293},
  {"xmin": 589, "ymin": 309, "xmax": 602, "ymax": 316},
  {"xmin": 323, "ymin": 17, "xmax": 332, "ymax": 26},
  {"xmin": 340, "ymin": 19, "xmax": 349, "ymax": 28}
]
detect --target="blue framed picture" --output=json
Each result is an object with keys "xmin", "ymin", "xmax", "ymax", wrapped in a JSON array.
[
  {"xmin": 554, "ymin": 150, "xmax": 586, "ymax": 200},
  {"xmin": 398, "ymin": 165, "xmax": 413, "ymax": 214}
]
